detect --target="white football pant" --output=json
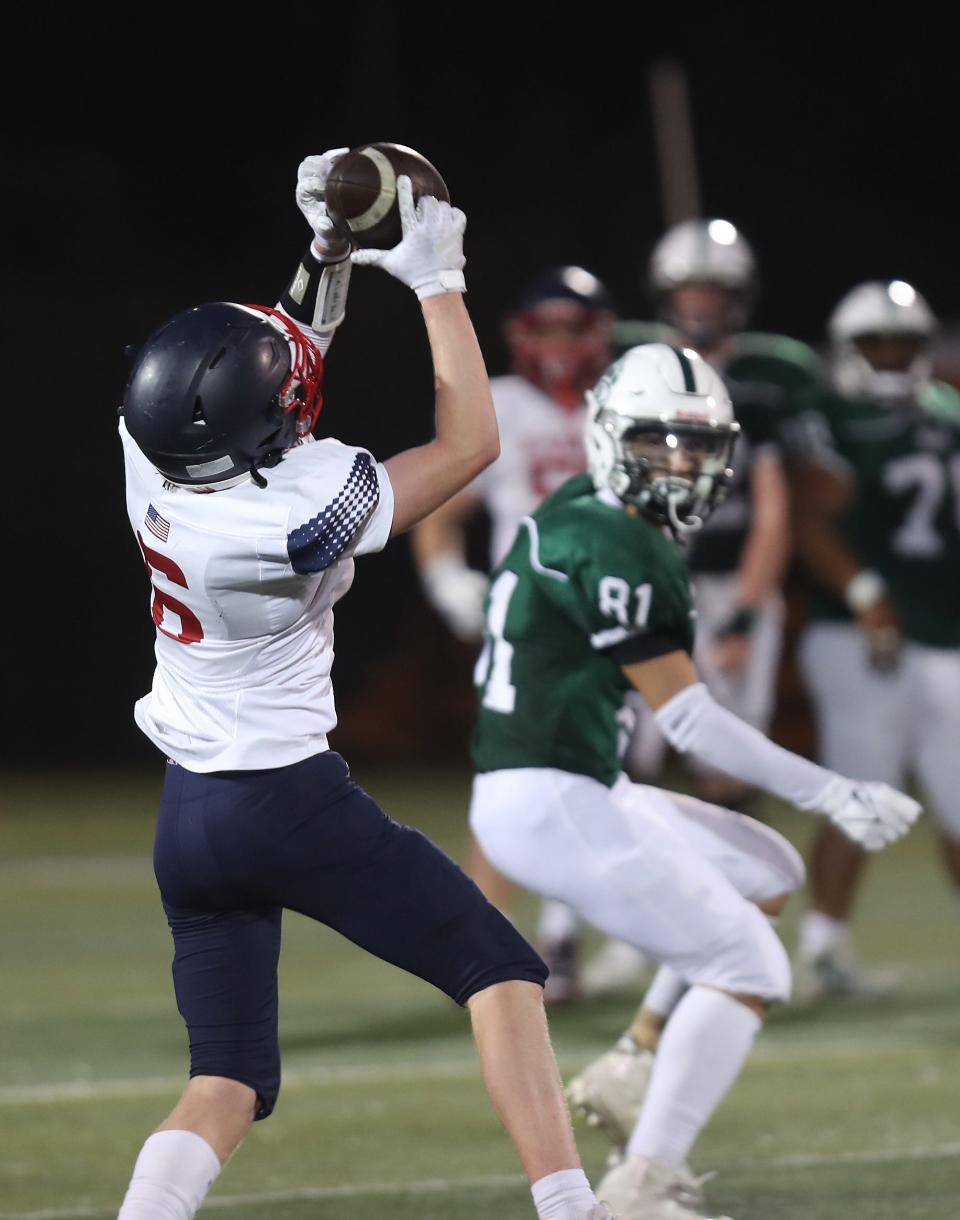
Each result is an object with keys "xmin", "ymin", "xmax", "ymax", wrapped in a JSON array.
[
  {"xmin": 799, "ymin": 621, "xmax": 960, "ymax": 840},
  {"xmin": 470, "ymin": 769, "xmax": 803, "ymax": 1001}
]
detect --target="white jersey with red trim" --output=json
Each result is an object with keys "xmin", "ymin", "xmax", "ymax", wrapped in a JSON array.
[
  {"xmin": 120, "ymin": 420, "xmax": 395, "ymax": 772},
  {"xmin": 471, "ymin": 375, "xmax": 586, "ymax": 565}
]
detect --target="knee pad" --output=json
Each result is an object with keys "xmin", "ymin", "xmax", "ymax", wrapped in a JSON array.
[
  {"xmin": 759, "ymin": 828, "xmax": 807, "ymax": 898},
  {"xmin": 741, "ymin": 909, "xmax": 792, "ymax": 1004},
  {"xmin": 693, "ymin": 905, "xmax": 792, "ymax": 1005}
]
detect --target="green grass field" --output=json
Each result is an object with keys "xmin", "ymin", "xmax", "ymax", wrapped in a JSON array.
[{"xmin": 3, "ymin": 767, "xmax": 959, "ymax": 1219}]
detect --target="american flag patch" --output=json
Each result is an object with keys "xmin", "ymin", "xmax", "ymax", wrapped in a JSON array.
[{"xmin": 145, "ymin": 503, "xmax": 170, "ymax": 542}]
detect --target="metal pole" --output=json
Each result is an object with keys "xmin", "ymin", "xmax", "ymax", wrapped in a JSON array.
[{"xmin": 648, "ymin": 59, "xmax": 702, "ymax": 226}]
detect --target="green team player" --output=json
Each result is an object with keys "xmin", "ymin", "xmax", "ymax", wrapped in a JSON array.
[
  {"xmin": 612, "ymin": 218, "xmax": 821, "ymax": 797},
  {"xmin": 467, "ymin": 341, "xmax": 920, "ymax": 1220},
  {"xmin": 579, "ymin": 218, "xmax": 821, "ymax": 1005},
  {"xmin": 790, "ymin": 279, "xmax": 960, "ymax": 1000}
]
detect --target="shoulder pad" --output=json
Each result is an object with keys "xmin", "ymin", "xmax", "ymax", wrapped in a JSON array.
[
  {"xmin": 612, "ymin": 318, "xmax": 680, "ymax": 354},
  {"xmin": 729, "ymin": 331, "xmax": 823, "ymax": 374},
  {"xmin": 918, "ymin": 379, "xmax": 960, "ymax": 425}
]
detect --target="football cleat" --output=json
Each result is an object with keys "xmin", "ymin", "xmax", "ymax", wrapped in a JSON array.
[
  {"xmin": 581, "ymin": 939, "xmax": 651, "ymax": 997},
  {"xmin": 596, "ymin": 1156, "xmax": 730, "ymax": 1220},
  {"xmin": 791, "ymin": 941, "xmax": 899, "ymax": 1005},
  {"xmin": 566, "ymin": 1038, "xmax": 655, "ymax": 1148},
  {"xmin": 540, "ymin": 934, "xmax": 581, "ymax": 1006}
]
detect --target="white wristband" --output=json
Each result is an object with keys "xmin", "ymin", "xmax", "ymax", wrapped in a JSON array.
[
  {"xmin": 414, "ymin": 269, "xmax": 467, "ymax": 301},
  {"xmin": 843, "ymin": 570, "xmax": 887, "ymax": 613}
]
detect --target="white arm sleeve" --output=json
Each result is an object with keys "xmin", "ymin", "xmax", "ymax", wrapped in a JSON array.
[{"xmin": 654, "ymin": 682, "xmax": 837, "ymax": 810}]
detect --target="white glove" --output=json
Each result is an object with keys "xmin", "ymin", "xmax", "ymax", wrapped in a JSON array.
[
  {"xmin": 814, "ymin": 776, "xmax": 922, "ymax": 851},
  {"xmin": 351, "ymin": 176, "xmax": 466, "ymax": 300},
  {"xmin": 421, "ymin": 553, "xmax": 488, "ymax": 642},
  {"xmin": 296, "ymin": 149, "xmax": 351, "ymax": 260}
]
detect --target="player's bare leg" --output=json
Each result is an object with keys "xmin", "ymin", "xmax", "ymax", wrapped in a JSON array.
[
  {"xmin": 117, "ymin": 1076, "xmax": 255, "ymax": 1218},
  {"xmin": 536, "ymin": 898, "xmax": 583, "ymax": 1005},
  {"xmin": 468, "ymin": 980, "xmax": 611, "ymax": 1218},
  {"xmin": 695, "ymin": 771, "xmax": 756, "ymax": 812},
  {"xmin": 469, "ymin": 839, "xmax": 585, "ymax": 1008},
  {"xmin": 467, "ymin": 832, "xmax": 518, "ymax": 911},
  {"xmin": 156, "ymin": 1075, "xmax": 257, "ymax": 1162},
  {"xmin": 630, "ymin": 1005, "xmax": 669, "ymax": 1054},
  {"xmin": 468, "ymin": 980, "xmax": 580, "ymax": 1178},
  {"xmin": 936, "ymin": 831, "xmax": 960, "ymax": 887},
  {"xmin": 807, "ymin": 821, "xmax": 868, "ymax": 920},
  {"xmin": 794, "ymin": 823, "xmax": 875, "ymax": 1001}
]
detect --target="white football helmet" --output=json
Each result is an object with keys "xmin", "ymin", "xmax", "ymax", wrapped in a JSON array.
[
  {"xmin": 585, "ymin": 343, "xmax": 739, "ymax": 535},
  {"xmin": 649, "ymin": 219, "xmax": 758, "ymax": 343},
  {"xmin": 829, "ymin": 280, "xmax": 937, "ymax": 401}
]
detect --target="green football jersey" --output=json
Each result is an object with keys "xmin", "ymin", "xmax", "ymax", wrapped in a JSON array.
[
  {"xmin": 722, "ymin": 331, "xmax": 823, "ymax": 405},
  {"xmin": 797, "ymin": 381, "xmax": 960, "ymax": 647},
  {"xmin": 471, "ymin": 475, "xmax": 695, "ymax": 786}
]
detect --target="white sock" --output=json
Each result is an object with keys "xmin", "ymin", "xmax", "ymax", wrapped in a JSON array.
[
  {"xmin": 537, "ymin": 899, "xmax": 579, "ymax": 944},
  {"xmin": 118, "ymin": 1130, "xmax": 221, "ymax": 1220},
  {"xmin": 531, "ymin": 1167, "xmax": 597, "ymax": 1220},
  {"xmin": 626, "ymin": 986, "xmax": 761, "ymax": 1167},
  {"xmin": 640, "ymin": 965, "xmax": 688, "ymax": 1018},
  {"xmin": 797, "ymin": 910, "xmax": 847, "ymax": 959}
]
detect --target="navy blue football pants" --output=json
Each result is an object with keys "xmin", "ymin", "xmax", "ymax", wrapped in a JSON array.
[{"xmin": 153, "ymin": 751, "xmax": 546, "ymax": 1119}]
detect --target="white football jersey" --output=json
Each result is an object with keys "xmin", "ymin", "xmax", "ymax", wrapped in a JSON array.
[
  {"xmin": 120, "ymin": 420, "xmax": 395, "ymax": 772},
  {"xmin": 472, "ymin": 375, "xmax": 587, "ymax": 565}
]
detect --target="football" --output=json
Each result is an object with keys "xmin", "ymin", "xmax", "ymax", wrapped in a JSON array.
[{"xmin": 324, "ymin": 143, "xmax": 450, "ymax": 250}]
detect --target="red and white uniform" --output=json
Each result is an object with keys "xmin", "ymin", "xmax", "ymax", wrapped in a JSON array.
[
  {"xmin": 120, "ymin": 420, "xmax": 395, "ymax": 772},
  {"xmin": 472, "ymin": 375, "xmax": 586, "ymax": 564}
]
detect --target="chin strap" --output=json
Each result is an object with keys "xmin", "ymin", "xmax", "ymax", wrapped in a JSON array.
[{"xmin": 665, "ymin": 489, "xmax": 702, "ymax": 535}]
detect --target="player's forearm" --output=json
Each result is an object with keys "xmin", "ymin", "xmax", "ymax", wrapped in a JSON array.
[
  {"xmin": 736, "ymin": 515, "xmax": 790, "ymax": 607},
  {"xmin": 795, "ymin": 511, "xmax": 863, "ymax": 597},
  {"xmin": 385, "ymin": 295, "xmax": 498, "ymax": 535},
  {"xmin": 410, "ymin": 490, "xmax": 480, "ymax": 567},
  {"xmin": 792, "ymin": 462, "xmax": 864, "ymax": 597},
  {"xmin": 278, "ymin": 242, "xmax": 352, "ymax": 342},
  {"xmin": 655, "ymin": 682, "xmax": 836, "ymax": 810},
  {"xmin": 735, "ymin": 460, "xmax": 790, "ymax": 606},
  {"xmin": 423, "ymin": 293, "xmax": 499, "ymax": 474}
]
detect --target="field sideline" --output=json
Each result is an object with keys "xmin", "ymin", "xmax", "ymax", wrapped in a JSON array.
[{"xmin": 3, "ymin": 767, "xmax": 958, "ymax": 1219}]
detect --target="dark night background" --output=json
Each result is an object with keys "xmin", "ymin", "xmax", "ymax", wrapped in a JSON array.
[{"xmin": 5, "ymin": 11, "xmax": 956, "ymax": 772}]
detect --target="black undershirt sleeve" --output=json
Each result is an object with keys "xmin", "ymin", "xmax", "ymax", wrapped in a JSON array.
[{"xmin": 604, "ymin": 632, "xmax": 689, "ymax": 665}]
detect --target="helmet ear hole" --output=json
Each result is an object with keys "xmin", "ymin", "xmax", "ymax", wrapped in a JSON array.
[{"xmin": 192, "ymin": 398, "xmax": 206, "ymax": 425}]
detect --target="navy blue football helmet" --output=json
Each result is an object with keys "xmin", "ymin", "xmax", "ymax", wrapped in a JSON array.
[
  {"xmin": 510, "ymin": 265, "xmax": 614, "ymax": 315},
  {"xmin": 122, "ymin": 302, "xmax": 323, "ymax": 486},
  {"xmin": 504, "ymin": 266, "xmax": 615, "ymax": 408}
]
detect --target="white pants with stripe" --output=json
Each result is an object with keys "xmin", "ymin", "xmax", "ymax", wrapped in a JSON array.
[
  {"xmin": 470, "ymin": 769, "xmax": 804, "ymax": 1001},
  {"xmin": 799, "ymin": 621, "xmax": 960, "ymax": 839}
]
